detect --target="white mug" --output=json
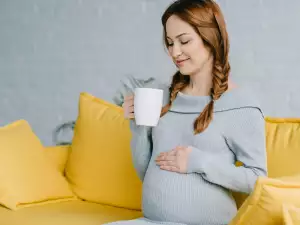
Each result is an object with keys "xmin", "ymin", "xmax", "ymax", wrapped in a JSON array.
[{"xmin": 134, "ymin": 88, "xmax": 164, "ymax": 127}]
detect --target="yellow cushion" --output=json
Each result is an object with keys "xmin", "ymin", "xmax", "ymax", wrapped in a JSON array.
[
  {"xmin": 0, "ymin": 120, "xmax": 76, "ymax": 210},
  {"xmin": 283, "ymin": 204, "xmax": 300, "ymax": 225},
  {"xmin": 229, "ymin": 175, "xmax": 300, "ymax": 225},
  {"xmin": 65, "ymin": 93, "xmax": 142, "ymax": 210},
  {"xmin": 45, "ymin": 145, "xmax": 70, "ymax": 174},
  {"xmin": 265, "ymin": 118, "xmax": 300, "ymax": 178},
  {"xmin": 0, "ymin": 200, "xmax": 142, "ymax": 225}
]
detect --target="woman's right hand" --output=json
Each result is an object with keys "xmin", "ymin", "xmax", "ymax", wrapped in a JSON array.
[{"xmin": 123, "ymin": 95, "xmax": 135, "ymax": 119}]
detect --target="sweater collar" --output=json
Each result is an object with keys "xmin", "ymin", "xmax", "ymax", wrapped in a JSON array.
[{"xmin": 168, "ymin": 87, "xmax": 262, "ymax": 114}]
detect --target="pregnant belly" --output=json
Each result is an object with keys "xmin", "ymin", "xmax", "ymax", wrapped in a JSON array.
[{"xmin": 142, "ymin": 162, "xmax": 237, "ymax": 225}]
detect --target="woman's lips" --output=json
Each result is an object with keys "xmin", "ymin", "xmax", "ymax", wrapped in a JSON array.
[{"xmin": 176, "ymin": 59, "xmax": 189, "ymax": 66}]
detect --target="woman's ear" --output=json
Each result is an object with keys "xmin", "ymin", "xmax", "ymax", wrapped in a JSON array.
[{"xmin": 227, "ymin": 76, "xmax": 237, "ymax": 90}]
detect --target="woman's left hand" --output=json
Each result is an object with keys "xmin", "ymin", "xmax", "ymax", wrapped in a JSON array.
[{"xmin": 155, "ymin": 146, "xmax": 192, "ymax": 173}]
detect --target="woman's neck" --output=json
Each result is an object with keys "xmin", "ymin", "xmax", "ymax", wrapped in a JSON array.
[{"xmin": 182, "ymin": 70, "xmax": 212, "ymax": 96}]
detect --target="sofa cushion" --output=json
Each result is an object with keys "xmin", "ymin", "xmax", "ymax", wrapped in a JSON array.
[
  {"xmin": 65, "ymin": 93, "xmax": 142, "ymax": 210},
  {"xmin": 229, "ymin": 174, "xmax": 300, "ymax": 225},
  {"xmin": 283, "ymin": 204, "xmax": 300, "ymax": 225},
  {"xmin": 0, "ymin": 200, "xmax": 142, "ymax": 225},
  {"xmin": 45, "ymin": 145, "xmax": 70, "ymax": 174},
  {"xmin": 0, "ymin": 120, "xmax": 76, "ymax": 210},
  {"xmin": 265, "ymin": 118, "xmax": 300, "ymax": 178}
]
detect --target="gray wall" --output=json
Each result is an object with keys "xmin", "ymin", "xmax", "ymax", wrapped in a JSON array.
[{"xmin": 1, "ymin": 0, "xmax": 300, "ymax": 146}]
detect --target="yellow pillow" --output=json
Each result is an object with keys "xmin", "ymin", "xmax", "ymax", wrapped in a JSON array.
[
  {"xmin": 265, "ymin": 118, "xmax": 300, "ymax": 178},
  {"xmin": 229, "ymin": 175, "xmax": 300, "ymax": 225},
  {"xmin": 283, "ymin": 204, "xmax": 300, "ymax": 225},
  {"xmin": 45, "ymin": 145, "xmax": 70, "ymax": 174},
  {"xmin": 0, "ymin": 120, "xmax": 76, "ymax": 210},
  {"xmin": 65, "ymin": 93, "xmax": 142, "ymax": 210}
]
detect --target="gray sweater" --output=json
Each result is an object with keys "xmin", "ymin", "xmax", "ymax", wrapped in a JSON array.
[{"xmin": 108, "ymin": 75, "xmax": 267, "ymax": 225}]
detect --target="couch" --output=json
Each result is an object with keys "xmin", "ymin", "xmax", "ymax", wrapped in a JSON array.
[{"xmin": 0, "ymin": 92, "xmax": 300, "ymax": 225}]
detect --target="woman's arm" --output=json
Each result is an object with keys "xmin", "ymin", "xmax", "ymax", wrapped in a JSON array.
[
  {"xmin": 129, "ymin": 121, "xmax": 153, "ymax": 181},
  {"xmin": 113, "ymin": 75, "xmax": 169, "ymax": 181},
  {"xmin": 187, "ymin": 107, "xmax": 267, "ymax": 194}
]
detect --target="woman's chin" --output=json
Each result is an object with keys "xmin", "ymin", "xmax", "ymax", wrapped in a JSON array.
[{"xmin": 178, "ymin": 68, "xmax": 192, "ymax": 76}]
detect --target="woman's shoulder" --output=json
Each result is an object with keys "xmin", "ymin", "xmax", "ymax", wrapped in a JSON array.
[
  {"xmin": 216, "ymin": 87, "xmax": 265, "ymax": 136},
  {"xmin": 214, "ymin": 86, "xmax": 264, "ymax": 117}
]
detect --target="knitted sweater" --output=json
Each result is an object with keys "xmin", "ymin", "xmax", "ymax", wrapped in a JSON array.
[{"xmin": 108, "ymin": 76, "xmax": 267, "ymax": 225}]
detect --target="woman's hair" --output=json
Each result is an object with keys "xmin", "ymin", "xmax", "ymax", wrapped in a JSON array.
[{"xmin": 160, "ymin": 0, "xmax": 230, "ymax": 134}]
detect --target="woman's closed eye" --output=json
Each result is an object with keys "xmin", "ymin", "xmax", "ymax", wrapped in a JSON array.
[
  {"xmin": 167, "ymin": 40, "xmax": 190, "ymax": 47},
  {"xmin": 181, "ymin": 40, "xmax": 190, "ymax": 45}
]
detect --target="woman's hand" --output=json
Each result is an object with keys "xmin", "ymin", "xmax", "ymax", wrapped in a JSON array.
[
  {"xmin": 123, "ymin": 95, "xmax": 135, "ymax": 119},
  {"xmin": 155, "ymin": 146, "xmax": 192, "ymax": 173}
]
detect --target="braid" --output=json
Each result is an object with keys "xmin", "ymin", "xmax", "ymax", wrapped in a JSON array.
[
  {"xmin": 211, "ymin": 62, "xmax": 229, "ymax": 99},
  {"xmin": 193, "ymin": 0, "xmax": 231, "ymax": 134},
  {"xmin": 194, "ymin": 60, "xmax": 230, "ymax": 134},
  {"xmin": 161, "ymin": 71, "xmax": 189, "ymax": 116}
]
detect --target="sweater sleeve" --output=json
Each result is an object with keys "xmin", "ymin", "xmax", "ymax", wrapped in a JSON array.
[
  {"xmin": 129, "ymin": 121, "xmax": 153, "ymax": 181},
  {"xmin": 187, "ymin": 107, "xmax": 267, "ymax": 194}
]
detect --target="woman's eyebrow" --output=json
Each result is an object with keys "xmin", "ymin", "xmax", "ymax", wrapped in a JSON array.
[{"xmin": 166, "ymin": 33, "xmax": 189, "ymax": 39}]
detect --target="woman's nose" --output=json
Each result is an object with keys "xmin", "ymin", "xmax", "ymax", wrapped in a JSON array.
[{"xmin": 171, "ymin": 44, "xmax": 183, "ymax": 58}]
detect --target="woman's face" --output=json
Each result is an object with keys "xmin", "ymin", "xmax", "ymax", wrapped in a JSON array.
[{"xmin": 165, "ymin": 15, "xmax": 212, "ymax": 76}]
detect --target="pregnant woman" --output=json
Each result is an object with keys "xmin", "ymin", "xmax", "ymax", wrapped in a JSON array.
[{"xmin": 108, "ymin": 0, "xmax": 267, "ymax": 224}]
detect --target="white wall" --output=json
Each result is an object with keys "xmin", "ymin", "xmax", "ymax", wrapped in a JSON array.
[{"xmin": 0, "ymin": 0, "xmax": 299, "ymax": 145}]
